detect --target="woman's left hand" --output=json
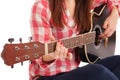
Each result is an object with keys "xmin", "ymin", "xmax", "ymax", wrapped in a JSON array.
[{"xmin": 99, "ymin": 6, "xmax": 119, "ymax": 39}]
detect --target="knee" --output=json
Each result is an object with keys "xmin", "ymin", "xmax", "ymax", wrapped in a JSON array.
[
  {"xmin": 82, "ymin": 64, "xmax": 109, "ymax": 74},
  {"xmin": 89, "ymin": 64, "xmax": 118, "ymax": 80},
  {"xmin": 112, "ymin": 55, "xmax": 120, "ymax": 61},
  {"xmin": 90, "ymin": 64, "xmax": 113, "ymax": 74},
  {"xmin": 91, "ymin": 64, "xmax": 107, "ymax": 71},
  {"xmin": 88, "ymin": 64, "xmax": 108, "ymax": 73}
]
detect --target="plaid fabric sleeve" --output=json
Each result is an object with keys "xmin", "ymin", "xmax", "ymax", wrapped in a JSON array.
[
  {"xmin": 111, "ymin": 0, "xmax": 120, "ymax": 15},
  {"xmin": 30, "ymin": 0, "xmax": 56, "ymax": 71},
  {"xmin": 31, "ymin": 0, "xmax": 52, "ymax": 43},
  {"xmin": 93, "ymin": 0, "xmax": 120, "ymax": 15}
]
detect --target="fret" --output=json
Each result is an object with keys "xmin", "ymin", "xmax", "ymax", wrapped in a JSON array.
[
  {"xmin": 74, "ymin": 35, "xmax": 83, "ymax": 47},
  {"xmin": 83, "ymin": 32, "xmax": 95, "ymax": 45},
  {"xmin": 61, "ymin": 35, "xmax": 82, "ymax": 49},
  {"xmin": 47, "ymin": 42, "xmax": 56, "ymax": 53},
  {"xmin": 61, "ymin": 40, "xmax": 69, "ymax": 48},
  {"xmin": 47, "ymin": 31, "xmax": 96, "ymax": 54},
  {"xmin": 66, "ymin": 35, "xmax": 82, "ymax": 48},
  {"xmin": 70, "ymin": 38, "xmax": 74, "ymax": 48},
  {"xmin": 61, "ymin": 38, "xmax": 70, "ymax": 48},
  {"xmin": 64, "ymin": 37, "xmax": 75, "ymax": 48}
]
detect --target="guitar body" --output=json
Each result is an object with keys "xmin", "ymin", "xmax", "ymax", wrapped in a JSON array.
[{"xmin": 86, "ymin": 3, "xmax": 116, "ymax": 59}]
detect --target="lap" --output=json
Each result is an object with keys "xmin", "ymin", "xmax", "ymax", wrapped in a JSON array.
[
  {"xmin": 95, "ymin": 55, "xmax": 120, "ymax": 79},
  {"xmin": 37, "ymin": 64, "xmax": 118, "ymax": 80},
  {"xmin": 96, "ymin": 55, "xmax": 120, "ymax": 70}
]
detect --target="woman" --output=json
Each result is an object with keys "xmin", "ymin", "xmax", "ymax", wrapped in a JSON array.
[{"xmin": 30, "ymin": 0, "xmax": 120, "ymax": 80}]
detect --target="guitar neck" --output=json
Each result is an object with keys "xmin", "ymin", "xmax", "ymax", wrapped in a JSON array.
[
  {"xmin": 46, "ymin": 31, "xmax": 96, "ymax": 54},
  {"xmin": 1, "ymin": 31, "xmax": 96, "ymax": 67}
]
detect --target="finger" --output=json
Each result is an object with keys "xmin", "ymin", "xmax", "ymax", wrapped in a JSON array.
[
  {"xmin": 103, "ymin": 18, "xmax": 109, "ymax": 29},
  {"xmin": 99, "ymin": 21, "xmax": 113, "ymax": 38},
  {"xmin": 99, "ymin": 27, "xmax": 114, "ymax": 39},
  {"xmin": 54, "ymin": 42, "xmax": 61, "ymax": 59},
  {"xmin": 58, "ymin": 43, "xmax": 66, "ymax": 59},
  {"xmin": 60, "ymin": 46, "xmax": 68, "ymax": 59},
  {"xmin": 59, "ymin": 45, "xmax": 64, "ymax": 59},
  {"xmin": 63, "ymin": 47, "xmax": 68, "ymax": 58},
  {"xmin": 66, "ymin": 52, "xmax": 73, "ymax": 60},
  {"xmin": 49, "ymin": 35, "xmax": 56, "ymax": 41}
]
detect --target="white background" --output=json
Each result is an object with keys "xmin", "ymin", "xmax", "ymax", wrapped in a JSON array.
[{"xmin": 0, "ymin": 0, "xmax": 120, "ymax": 80}]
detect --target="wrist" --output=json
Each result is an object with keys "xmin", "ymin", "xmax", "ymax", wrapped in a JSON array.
[
  {"xmin": 108, "ymin": 6, "xmax": 119, "ymax": 21},
  {"xmin": 111, "ymin": 6, "xmax": 119, "ymax": 17}
]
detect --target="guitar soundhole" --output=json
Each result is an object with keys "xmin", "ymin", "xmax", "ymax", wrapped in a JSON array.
[{"xmin": 94, "ymin": 25, "xmax": 102, "ymax": 47}]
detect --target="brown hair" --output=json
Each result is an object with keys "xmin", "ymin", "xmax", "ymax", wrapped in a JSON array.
[{"xmin": 49, "ymin": 0, "xmax": 92, "ymax": 33}]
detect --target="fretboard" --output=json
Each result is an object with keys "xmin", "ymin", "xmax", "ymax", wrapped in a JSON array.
[{"xmin": 47, "ymin": 31, "xmax": 96, "ymax": 53}]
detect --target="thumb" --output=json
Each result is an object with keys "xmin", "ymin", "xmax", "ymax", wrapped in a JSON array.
[{"xmin": 49, "ymin": 35, "xmax": 56, "ymax": 41}]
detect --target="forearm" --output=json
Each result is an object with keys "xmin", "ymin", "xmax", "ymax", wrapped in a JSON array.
[
  {"xmin": 110, "ymin": 0, "xmax": 120, "ymax": 16},
  {"xmin": 110, "ymin": 6, "xmax": 119, "ymax": 18}
]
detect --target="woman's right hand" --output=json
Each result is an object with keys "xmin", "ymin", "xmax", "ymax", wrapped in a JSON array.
[{"xmin": 42, "ymin": 35, "xmax": 73, "ymax": 63}]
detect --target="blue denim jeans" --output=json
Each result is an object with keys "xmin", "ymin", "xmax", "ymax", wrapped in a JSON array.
[
  {"xmin": 96, "ymin": 55, "xmax": 120, "ymax": 79},
  {"xmin": 37, "ymin": 55, "xmax": 120, "ymax": 80}
]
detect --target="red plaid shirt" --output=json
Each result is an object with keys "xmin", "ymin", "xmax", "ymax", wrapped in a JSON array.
[{"xmin": 29, "ymin": 0, "xmax": 120, "ymax": 80}]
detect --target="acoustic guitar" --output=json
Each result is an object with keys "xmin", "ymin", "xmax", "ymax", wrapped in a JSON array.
[{"xmin": 1, "ymin": 3, "xmax": 116, "ymax": 67}]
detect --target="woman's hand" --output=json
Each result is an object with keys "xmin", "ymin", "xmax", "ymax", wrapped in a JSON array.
[
  {"xmin": 99, "ymin": 6, "xmax": 119, "ymax": 39},
  {"xmin": 42, "ymin": 35, "xmax": 72, "ymax": 63},
  {"xmin": 52, "ymin": 41, "xmax": 72, "ymax": 60}
]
